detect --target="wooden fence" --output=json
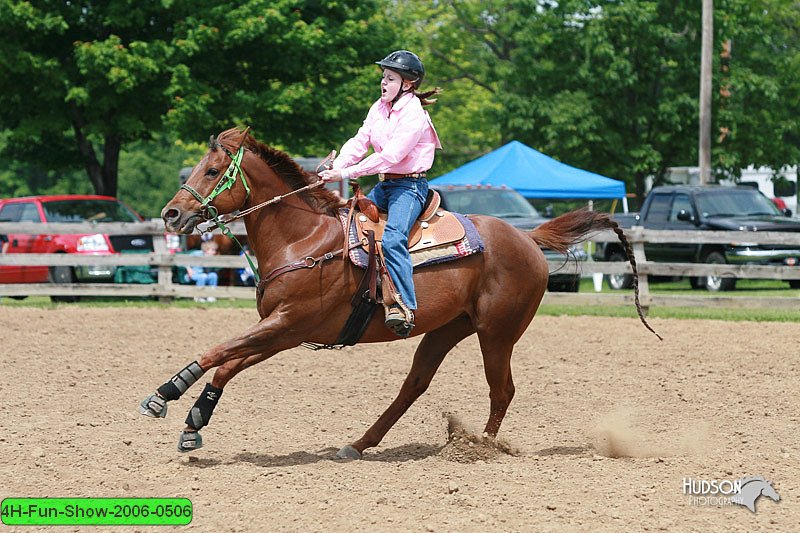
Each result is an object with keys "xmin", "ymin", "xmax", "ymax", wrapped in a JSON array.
[{"xmin": 1, "ymin": 221, "xmax": 799, "ymax": 308}]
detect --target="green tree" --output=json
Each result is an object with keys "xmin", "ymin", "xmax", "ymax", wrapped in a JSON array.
[
  {"xmin": 433, "ymin": 0, "xmax": 703, "ymax": 198},
  {"xmin": 117, "ymin": 135, "xmax": 203, "ymax": 218},
  {"xmin": 407, "ymin": 0, "xmax": 800, "ymax": 201},
  {"xmin": 0, "ymin": 0, "xmax": 183, "ymax": 196},
  {"xmin": 163, "ymin": 0, "xmax": 397, "ymax": 156},
  {"xmin": 0, "ymin": 1, "xmax": 398, "ymax": 199},
  {"xmin": 714, "ymin": 0, "xmax": 800, "ymax": 178}
]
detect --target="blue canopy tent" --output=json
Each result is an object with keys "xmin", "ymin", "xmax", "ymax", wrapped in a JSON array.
[{"xmin": 432, "ymin": 140, "xmax": 626, "ymax": 203}]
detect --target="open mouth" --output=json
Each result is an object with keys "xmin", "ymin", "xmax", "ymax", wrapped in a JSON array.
[{"xmin": 178, "ymin": 213, "xmax": 203, "ymax": 234}]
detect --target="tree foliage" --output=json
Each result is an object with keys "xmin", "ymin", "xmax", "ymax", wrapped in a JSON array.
[
  {"xmin": 0, "ymin": 0, "xmax": 183, "ymax": 196},
  {"xmin": 403, "ymin": 0, "xmax": 800, "ymax": 200},
  {"xmin": 0, "ymin": 0, "xmax": 397, "ymax": 201},
  {"xmin": 714, "ymin": 0, "xmax": 800, "ymax": 178},
  {"xmin": 163, "ymin": 0, "xmax": 397, "ymax": 155},
  {"xmin": 1, "ymin": 0, "xmax": 798, "ymax": 210}
]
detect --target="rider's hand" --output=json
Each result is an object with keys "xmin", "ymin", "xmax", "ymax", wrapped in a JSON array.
[{"xmin": 319, "ymin": 169, "xmax": 344, "ymax": 183}]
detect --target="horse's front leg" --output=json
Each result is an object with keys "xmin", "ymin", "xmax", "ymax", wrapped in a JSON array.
[
  {"xmin": 138, "ymin": 317, "xmax": 304, "ymax": 451},
  {"xmin": 175, "ymin": 357, "xmax": 250, "ymax": 452}
]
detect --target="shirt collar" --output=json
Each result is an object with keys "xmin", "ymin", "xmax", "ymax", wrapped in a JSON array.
[
  {"xmin": 378, "ymin": 91, "xmax": 415, "ymax": 116},
  {"xmin": 391, "ymin": 91, "xmax": 415, "ymax": 112}
]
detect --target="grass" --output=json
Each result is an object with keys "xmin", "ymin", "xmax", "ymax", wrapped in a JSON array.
[
  {"xmin": 537, "ymin": 277, "xmax": 800, "ymax": 322},
  {"xmin": 538, "ymin": 302, "xmax": 800, "ymax": 322},
  {"xmin": 0, "ymin": 295, "xmax": 256, "ymax": 309},
  {"xmin": 2, "ymin": 277, "xmax": 800, "ymax": 322}
]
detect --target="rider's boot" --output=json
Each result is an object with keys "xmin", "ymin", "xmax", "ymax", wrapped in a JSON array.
[{"xmin": 384, "ymin": 304, "xmax": 414, "ymax": 338}]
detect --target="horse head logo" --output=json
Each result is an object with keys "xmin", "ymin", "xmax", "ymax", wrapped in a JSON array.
[{"xmin": 730, "ymin": 476, "xmax": 780, "ymax": 513}]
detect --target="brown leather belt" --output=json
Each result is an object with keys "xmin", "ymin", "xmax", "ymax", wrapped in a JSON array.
[{"xmin": 378, "ymin": 172, "xmax": 427, "ymax": 181}]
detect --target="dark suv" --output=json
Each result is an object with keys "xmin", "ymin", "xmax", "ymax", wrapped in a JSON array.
[
  {"xmin": 594, "ymin": 185, "xmax": 800, "ymax": 291},
  {"xmin": 430, "ymin": 184, "xmax": 587, "ymax": 291}
]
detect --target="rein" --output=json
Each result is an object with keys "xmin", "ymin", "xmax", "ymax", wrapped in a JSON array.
[
  {"xmin": 184, "ymin": 142, "xmax": 336, "ymax": 284},
  {"xmin": 205, "ymin": 179, "xmax": 328, "ymax": 231}
]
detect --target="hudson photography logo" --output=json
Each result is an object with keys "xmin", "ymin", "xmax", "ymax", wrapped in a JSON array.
[{"xmin": 682, "ymin": 476, "xmax": 780, "ymax": 512}]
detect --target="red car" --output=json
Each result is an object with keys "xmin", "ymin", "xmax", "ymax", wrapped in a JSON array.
[{"xmin": 0, "ymin": 194, "xmax": 176, "ymax": 285}]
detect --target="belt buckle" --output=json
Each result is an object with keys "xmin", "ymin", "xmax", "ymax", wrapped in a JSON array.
[{"xmin": 378, "ymin": 173, "xmax": 386, "ymax": 182}]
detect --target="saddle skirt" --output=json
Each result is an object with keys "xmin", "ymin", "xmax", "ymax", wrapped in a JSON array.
[
  {"xmin": 340, "ymin": 197, "xmax": 484, "ymax": 269},
  {"xmin": 355, "ymin": 210, "xmax": 465, "ymax": 253}
]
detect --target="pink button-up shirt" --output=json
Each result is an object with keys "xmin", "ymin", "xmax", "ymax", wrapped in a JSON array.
[{"xmin": 333, "ymin": 92, "xmax": 442, "ymax": 179}]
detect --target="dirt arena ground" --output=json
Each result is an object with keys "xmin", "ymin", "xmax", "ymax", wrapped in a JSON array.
[{"xmin": 1, "ymin": 305, "xmax": 797, "ymax": 532}]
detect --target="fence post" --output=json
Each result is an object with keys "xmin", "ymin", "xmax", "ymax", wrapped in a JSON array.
[{"xmin": 152, "ymin": 233, "xmax": 174, "ymax": 303}]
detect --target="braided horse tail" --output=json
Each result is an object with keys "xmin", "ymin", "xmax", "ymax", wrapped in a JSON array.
[{"xmin": 529, "ymin": 207, "xmax": 662, "ymax": 340}]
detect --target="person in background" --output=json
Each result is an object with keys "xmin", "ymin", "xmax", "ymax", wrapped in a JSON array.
[
  {"xmin": 772, "ymin": 197, "xmax": 787, "ymax": 211},
  {"xmin": 185, "ymin": 238, "xmax": 219, "ymax": 302},
  {"xmin": 238, "ymin": 245, "xmax": 255, "ymax": 287}
]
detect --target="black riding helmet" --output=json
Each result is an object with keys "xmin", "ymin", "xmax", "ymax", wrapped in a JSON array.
[{"xmin": 376, "ymin": 50, "xmax": 425, "ymax": 88}]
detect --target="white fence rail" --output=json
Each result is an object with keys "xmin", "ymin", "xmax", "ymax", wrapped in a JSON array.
[{"xmin": 1, "ymin": 221, "xmax": 799, "ymax": 308}]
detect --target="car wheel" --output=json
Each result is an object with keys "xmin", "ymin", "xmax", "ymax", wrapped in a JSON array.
[
  {"xmin": 605, "ymin": 251, "xmax": 633, "ymax": 290},
  {"xmin": 50, "ymin": 265, "xmax": 80, "ymax": 303},
  {"xmin": 788, "ymin": 280, "xmax": 800, "ymax": 289},
  {"xmin": 699, "ymin": 251, "xmax": 736, "ymax": 291}
]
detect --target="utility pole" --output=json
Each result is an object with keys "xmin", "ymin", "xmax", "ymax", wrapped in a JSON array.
[{"xmin": 699, "ymin": 0, "xmax": 713, "ymax": 184}]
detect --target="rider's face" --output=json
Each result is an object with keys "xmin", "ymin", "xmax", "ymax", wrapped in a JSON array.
[{"xmin": 381, "ymin": 69, "xmax": 411, "ymax": 103}]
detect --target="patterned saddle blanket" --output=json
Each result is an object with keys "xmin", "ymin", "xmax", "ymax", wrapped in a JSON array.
[{"xmin": 340, "ymin": 207, "xmax": 484, "ymax": 269}]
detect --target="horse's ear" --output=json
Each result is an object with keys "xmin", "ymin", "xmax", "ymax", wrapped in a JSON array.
[
  {"xmin": 236, "ymin": 126, "xmax": 251, "ymax": 151},
  {"xmin": 208, "ymin": 135, "xmax": 217, "ymax": 150}
]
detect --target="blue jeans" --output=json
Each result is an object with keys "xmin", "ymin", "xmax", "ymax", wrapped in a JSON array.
[
  {"xmin": 368, "ymin": 178, "xmax": 429, "ymax": 310},
  {"xmin": 192, "ymin": 271, "xmax": 218, "ymax": 287}
]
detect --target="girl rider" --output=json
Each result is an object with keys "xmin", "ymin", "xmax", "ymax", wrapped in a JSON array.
[{"xmin": 320, "ymin": 50, "xmax": 441, "ymax": 337}]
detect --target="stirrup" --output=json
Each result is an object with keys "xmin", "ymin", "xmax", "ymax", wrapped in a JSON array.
[
  {"xmin": 385, "ymin": 305, "xmax": 414, "ymax": 338},
  {"xmin": 384, "ymin": 305, "xmax": 405, "ymax": 326}
]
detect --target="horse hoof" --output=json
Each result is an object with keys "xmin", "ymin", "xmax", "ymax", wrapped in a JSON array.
[
  {"xmin": 335, "ymin": 445, "xmax": 362, "ymax": 460},
  {"xmin": 177, "ymin": 431, "xmax": 202, "ymax": 453},
  {"xmin": 139, "ymin": 394, "xmax": 167, "ymax": 418}
]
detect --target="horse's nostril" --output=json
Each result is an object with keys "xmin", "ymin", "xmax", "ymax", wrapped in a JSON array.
[{"xmin": 163, "ymin": 208, "xmax": 180, "ymax": 222}]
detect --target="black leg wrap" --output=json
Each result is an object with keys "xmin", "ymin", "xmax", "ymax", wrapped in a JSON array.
[
  {"xmin": 156, "ymin": 381, "xmax": 181, "ymax": 401},
  {"xmin": 185, "ymin": 383, "xmax": 223, "ymax": 430},
  {"xmin": 157, "ymin": 361, "xmax": 205, "ymax": 401}
]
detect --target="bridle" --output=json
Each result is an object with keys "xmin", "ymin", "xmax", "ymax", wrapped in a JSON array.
[
  {"xmin": 180, "ymin": 143, "xmax": 251, "ymax": 222},
  {"xmin": 178, "ymin": 132, "xmax": 336, "ymax": 284}
]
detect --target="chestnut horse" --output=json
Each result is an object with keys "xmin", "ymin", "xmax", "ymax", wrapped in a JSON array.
[{"xmin": 140, "ymin": 127, "xmax": 657, "ymax": 458}]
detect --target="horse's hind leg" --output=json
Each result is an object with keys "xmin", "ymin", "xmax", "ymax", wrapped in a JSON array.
[
  {"xmin": 337, "ymin": 316, "xmax": 475, "ymax": 460},
  {"xmin": 477, "ymin": 333, "xmax": 516, "ymax": 436},
  {"xmin": 473, "ymin": 252, "xmax": 545, "ymax": 437}
]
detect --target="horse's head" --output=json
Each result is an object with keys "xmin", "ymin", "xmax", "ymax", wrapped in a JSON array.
[
  {"xmin": 162, "ymin": 128, "xmax": 252, "ymax": 234},
  {"xmin": 761, "ymin": 481, "xmax": 780, "ymax": 502}
]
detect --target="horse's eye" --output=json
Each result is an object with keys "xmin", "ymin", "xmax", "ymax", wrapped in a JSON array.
[{"xmin": 207, "ymin": 168, "xmax": 219, "ymax": 177}]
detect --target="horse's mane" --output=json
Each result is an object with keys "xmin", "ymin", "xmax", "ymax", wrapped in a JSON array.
[{"xmin": 216, "ymin": 128, "xmax": 344, "ymax": 216}]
